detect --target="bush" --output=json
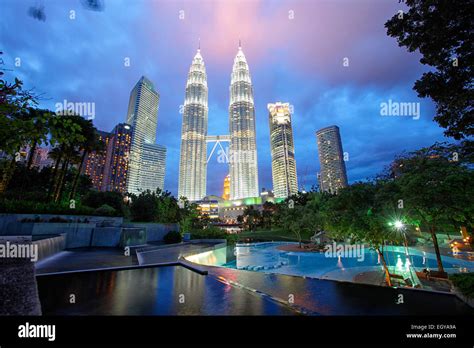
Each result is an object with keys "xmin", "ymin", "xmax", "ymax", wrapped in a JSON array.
[
  {"xmin": 0, "ymin": 198, "xmax": 119, "ymax": 216},
  {"xmin": 82, "ymin": 191, "xmax": 124, "ymax": 213},
  {"xmin": 163, "ymin": 231, "xmax": 182, "ymax": 244},
  {"xmin": 0, "ymin": 198, "xmax": 93, "ymax": 215},
  {"xmin": 94, "ymin": 204, "xmax": 117, "ymax": 216},
  {"xmin": 450, "ymin": 273, "xmax": 474, "ymax": 298},
  {"xmin": 191, "ymin": 226, "xmax": 238, "ymax": 244},
  {"xmin": 129, "ymin": 191, "xmax": 156, "ymax": 222}
]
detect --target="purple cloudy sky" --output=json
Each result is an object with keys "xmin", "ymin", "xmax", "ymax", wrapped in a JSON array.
[{"xmin": 1, "ymin": 0, "xmax": 448, "ymax": 196}]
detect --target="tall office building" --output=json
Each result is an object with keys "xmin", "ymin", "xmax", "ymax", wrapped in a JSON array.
[
  {"xmin": 267, "ymin": 102, "xmax": 298, "ymax": 198},
  {"xmin": 316, "ymin": 125, "xmax": 348, "ymax": 194},
  {"xmin": 229, "ymin": 44, "xmax": 259, "ymax": 200},
  {"xmin": 141, "ymin": 143, "xmax": 166, "ymax": 192},
  {"xmin": 103, "ymin": 123, "xmax": 132, "ymax": 193},
  {"xmin": 125, "ymin": 76, "xmax": 164, "ymax": 194},
  {"xmin": 178, "ymin": 48, "xmax": 208, "ymax": 201},
  {"xmin": 81, "ymin": 130, "xmax": 112, "ymax": 191}
]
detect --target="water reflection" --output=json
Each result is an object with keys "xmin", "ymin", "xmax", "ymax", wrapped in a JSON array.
[{"xmin": 37, "ymin": 266, "xmax": 294, "ymax": 315}]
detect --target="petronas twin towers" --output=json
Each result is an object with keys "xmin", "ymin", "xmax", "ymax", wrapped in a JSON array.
[{"xmin": 178, "ymin": 44, "xmax": 259, "ymax": 201}]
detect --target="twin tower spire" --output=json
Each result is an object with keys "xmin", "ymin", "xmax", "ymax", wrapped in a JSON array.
[{"xmin": 178, "ymin": 43, "xmax": 259, "ymax": 201}]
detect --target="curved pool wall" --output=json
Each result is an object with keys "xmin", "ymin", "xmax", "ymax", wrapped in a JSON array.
[{"xmin": 185, "ymin": 242, "xmax": 474, "ymax": 281}]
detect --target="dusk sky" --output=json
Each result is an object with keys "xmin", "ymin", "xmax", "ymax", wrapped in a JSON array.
[{"xmin": 1, "ymin": 0, "xmax": 449, "ymax": 196}]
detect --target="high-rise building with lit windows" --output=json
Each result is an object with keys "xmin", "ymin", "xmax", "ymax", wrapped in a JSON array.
[
  {"xmin": 81, "ymin": 130, "xmax": 112, "ymax": 191},
  {"xmin": 125, "ymin": 76, "xmax": 165, "ymax": 194},
  {"xmin": 178, "ymin": 48, "xmax": 208, "ymax": 201},
  {"xmin": 229, "ymin": 44, "xmax": 259, "ymax": 200},
  {"xmin": 267, "ymin": 102, "xmax": 298, "ymax": 198},
  {"xmin": 316, "ymin": 125, "xmax": 348, "ymax": 194},
  {"xmin": 103, "ymin": 123, "xmax": 132, "ymax": 193}
]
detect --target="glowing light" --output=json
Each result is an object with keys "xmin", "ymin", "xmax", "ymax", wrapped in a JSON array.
[
  {"xmin": 396, "ymin": 255, "xmax": 403, "ymax": 271},
  {"xmin": 394, "ymin": 220, "xmax": 404, "ymax": 230}
]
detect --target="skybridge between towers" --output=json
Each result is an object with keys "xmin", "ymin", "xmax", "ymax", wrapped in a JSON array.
[{"xmin": 206, "ymin": 135, "xmax": 230, "ymax": 163}]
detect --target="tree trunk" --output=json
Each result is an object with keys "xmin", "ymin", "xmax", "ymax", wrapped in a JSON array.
[
  {"xmin": 27, "ymin": 140, "xmax": 37, "ymax": 169},
  {"xmin": 429, "ymin": 225, "xmax": 445, "ymax": 273},
  {"xmin": 54, "ymin": 158, "xmax": 69, "ymax": 203},
  {"xmin": 377, "ymin": 248, "xmax": 392, "ymax": 287},
  {"xmin": 0, "ymin": 156, "xmax": 17, "ymax": 193},
  {"xmin": 48, "ymin": 153, "xmax": 62, "ymax": 199},
  {"xmin": 69, "ymin": 150, "xmax": 87, "ymax": 201}
]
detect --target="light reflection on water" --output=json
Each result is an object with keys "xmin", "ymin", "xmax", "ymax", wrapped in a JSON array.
[{"xmin": 37, "ymin": 266, "xmax": 295, "ymax": 315}]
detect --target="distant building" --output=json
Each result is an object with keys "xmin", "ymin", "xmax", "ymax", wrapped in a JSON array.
[
  {"xmin": 125, "ymin": 76, "xmax": 165, "ymax": 194},
  {"xmin": 140, "ymin": 143, "xmax": 166, "ymax": 193},
  {"xmin": 229, "ymin": 44, "xmax": 259, "ymax": 199},
  {"xmin": 81, "ymin": 130, "xmax": 112, "ymax": 191},
  {"xmin": 21, "ymin": 146, "xmax": 53, "ymax": 170},
  {"xmin": 316, "ymin": 125, "xmax": 348, "ymax": 194},
  {"xmin": 31, "ymin": 147, "xmax": 54, "ymax": 169},
  {"xmin": 103, "ymin": 123, "xmax": 132, "ymax": 193},
  {"xmin": 222, "ymin": 174, "xmax": 230, "ymax": 200},
  {"xmin": 196, "ymin": 195, "xmax": 222, "ymax": 220},
  {"xmin": 178, "ymin": 48, "xmax": 208, "ymax": 201},
  {"xmin": 267, "ymin": 102, "xmax": 298, "ymax": 198}
]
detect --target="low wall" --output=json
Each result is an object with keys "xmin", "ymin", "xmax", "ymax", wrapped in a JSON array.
[
  {"xmin": 90, "ymin": 227, "xmax": 122, "ymax": 247},
  {"xmin": 0, "ymin": 214, "xmax": 123, "ymax": 236},
  {"xmin": 123, "ymin": 222, "xmax": 179, "ymax": 242},
  {"xmin": 34, "ymin": 234, "xmax": 66, "ymax": 261},
  {"xmin": 0, "ymin": 251, "xmax": 42, "ymax": 315}
]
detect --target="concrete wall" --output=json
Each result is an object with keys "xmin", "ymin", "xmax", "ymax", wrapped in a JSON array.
[
  {"xmin": 0, "ymin": 214, "xmax": 123, "ymax": 236},
  {"xmin": 0, "ymin": 214, "xmax": 177, "ymax": 251},
  {"xmin": 0, "ymin": 252, "xmax": 42, "ymax": 315},
  {"xmin": 34, "ymin": 234, "xmax": 66, "ymax": 261},
  {"xmin": 123, "ymin": 222, "xmax": 179, "ymax": 242},
  {"xmin": 90, "ymin": 227, "xmax": 122, "ymax": 247}
]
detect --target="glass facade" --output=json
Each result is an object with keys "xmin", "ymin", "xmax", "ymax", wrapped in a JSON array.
[
  {"xmin": 140, "ymin": 143, "xmax": 166, "ymax": 193},
  {"xmin": 229, "ymin": 46, "xmax": 259, "ymax": 200},
  {"xmin": 267, "ymin": 102, "xmax": 298, "ymax": 198},
  {"xmin": 178, "ymin": 49, "xmax": 208, "ymax": 201},
  {"xmin": 125, "ymin": 76, "xmax": 164, "ymax": 194},
  {"xmin": 316, "ymin": 125, "xmax": 348, "ymax": 194}
]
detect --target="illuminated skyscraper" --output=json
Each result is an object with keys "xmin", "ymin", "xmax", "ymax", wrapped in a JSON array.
[
  {"xmin": 222, "ymin": 174, "xmax": 230, "ymax": 200},
  {"xmin": 103, "ymin": 123, "xmax": 132, "ymax": 193},
  {"xmin": 316, "ymin": 125, "xmax": 348, "ymax": 194},
  {"xmin": 125, "ymin": 76, "xmax": 165, "ymax": 194},
  {"xmin": 81, "ymin": 130, "xmax": 112, "ymax": 191},
  {"xmin": 141, "ymin": 143, "xmax": 166, "ymax": 192},
  {"xmin": 178, "ymin": 48, "xmax": 208, "ymax": 201},
  {"xmin": 267, "ymin": 102, "xmax": 298, "ymax": 198},
  {"xmin": 229, "ymin": 44, "xmax": 259, "ymax": 199}
]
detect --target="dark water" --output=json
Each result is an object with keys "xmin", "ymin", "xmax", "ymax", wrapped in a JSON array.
[{"xmin": 36, "ymin": 265, "xmax": 295, "ymax": 315}]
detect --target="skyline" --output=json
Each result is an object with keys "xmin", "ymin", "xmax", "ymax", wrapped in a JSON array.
[{"xmin": 0, "ymin": 0, "xmax": 450, "ymax": 197}]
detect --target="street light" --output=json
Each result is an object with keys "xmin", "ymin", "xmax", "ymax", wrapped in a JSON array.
[{"xmin": 394, "ymin": 220, "xmax": 404, "ymax": 230}]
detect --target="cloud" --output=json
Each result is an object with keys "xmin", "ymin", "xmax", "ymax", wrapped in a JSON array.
[{"xmin": 1, "ymin": 0, "xmax": 448, "ymax": 196}]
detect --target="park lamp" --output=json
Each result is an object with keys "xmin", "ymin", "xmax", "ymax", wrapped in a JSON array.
[{"xmin": 394, "ymin": 220, "xmax": 404, "ymax": 230}]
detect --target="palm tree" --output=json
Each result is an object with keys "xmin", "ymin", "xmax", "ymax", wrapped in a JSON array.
[{"xmin": 69, "ymin": 127, "xmax": 105, "ymax": 200}]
